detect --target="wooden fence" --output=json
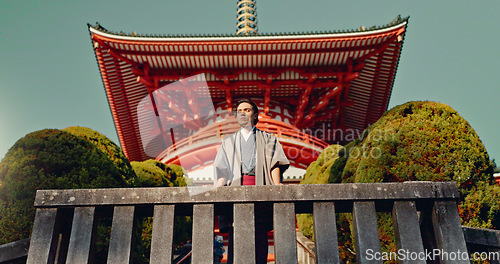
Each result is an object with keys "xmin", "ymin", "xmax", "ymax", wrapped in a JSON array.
[{"xmin": 23, "ymin": 182, "xmax": 471, "ymax": 263}]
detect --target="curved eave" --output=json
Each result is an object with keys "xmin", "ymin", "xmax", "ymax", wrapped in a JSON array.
[
  {"xmin": 90, "ymin": 21, "xmax": 407, "ymax": 43},
  {"xmin": 88, "ymin": 16, "xmax": 408, "ymax": 42}
]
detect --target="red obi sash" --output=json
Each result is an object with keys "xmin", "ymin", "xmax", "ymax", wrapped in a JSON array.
[{"xmin": 242, "ymin": 174, "xmax": 255, "ymax": 185}]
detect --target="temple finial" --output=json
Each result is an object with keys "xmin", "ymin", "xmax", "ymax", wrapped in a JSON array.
[{"xmin": 236, "ymin": 0, "xmax": 258, "ymax": 35}]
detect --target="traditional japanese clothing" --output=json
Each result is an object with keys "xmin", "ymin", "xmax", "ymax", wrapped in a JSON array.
[
  {"xmin": 214, "ymin": 127, "xmax": 289, "ymax": 264},
  {"xmin": 214, "ymin": 127, "xmax": 290, "ymax": 186}
]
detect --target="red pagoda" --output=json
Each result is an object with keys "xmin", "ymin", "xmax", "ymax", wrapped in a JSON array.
[{"xmin": 88, "ymin": 2, "xmax": 408, "ymax": 183}]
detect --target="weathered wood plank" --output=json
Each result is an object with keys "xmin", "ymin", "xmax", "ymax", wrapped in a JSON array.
[
  {"xmin": 107, "ymin": 206, "xmax": 135, "ymax": 264},
  {"xmin": 150, "ymin": 204, "xmax": 175, "ymax": 264},
  {"xmin": 462, "ymin": 226, "xmax": 500, "ymax": 248},
  {"xmin": 352, "ymin": 201, "xmax": 382, "ymax": 264},
  {"xmin": 392, "ymin": 201, "xmax": 426, "ymax": 264},
  {"xmin": 462, "ymin": 226, "xmax": 500, "ymax": 263},
  {"xmin": 431, "ymin": 200, "xmax": 469, "ymax": 264},
  {"xmin": 34, "ymin": 182, "xmax": 460, "ymax": 207},
  {"xmin": 26, "ymin": 208, "xmax": 59, "ymax": 264},
  {"xmin": 0, "ymin": 238, "xmax": 30, "ymax": 263},
  {"xmin": 273, "ymin": 203, "xmax": 297, "ymax": 264},
  {"xmin": 191, "ymin": 204, "xmax": 214, "ymax": 264},
  {"xmin": 66, "ymin": 207, "xmax": 96, "ymax": 264},
  {"xmin": 234, "ymin": 203, "xmax": 256, "ymax": 264},
  {"xmin": 313, "ymin": 202, "xmax": 340, "ymax": 264}
]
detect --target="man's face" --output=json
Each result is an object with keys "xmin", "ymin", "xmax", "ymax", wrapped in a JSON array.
[{"xmin": 236, "ymin": 102, "xmax": 257, "ymax": 127}]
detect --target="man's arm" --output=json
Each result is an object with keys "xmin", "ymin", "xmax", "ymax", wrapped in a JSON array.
[
  {"xmin": 271, "ymin": 166, "xmax": 281, "ymax": 185},
  {"xmin": 214, "ymin": 140, "xmax": 230, "ymax": 187}
]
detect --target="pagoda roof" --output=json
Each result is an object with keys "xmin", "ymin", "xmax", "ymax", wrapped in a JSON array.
[{"xmin": 89, "ymin": 17, "xmax": 408, "ymax": 162}]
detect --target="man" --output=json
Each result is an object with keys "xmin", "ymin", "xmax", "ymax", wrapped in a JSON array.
[{"xmin": 214, "ymin": 98, "xmax": 290, "ymax": 264}]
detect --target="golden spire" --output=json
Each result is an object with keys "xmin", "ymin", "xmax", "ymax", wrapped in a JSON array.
[{"xmin": 236, "ymin": 0, "xmax": 258, "ymax": 35}]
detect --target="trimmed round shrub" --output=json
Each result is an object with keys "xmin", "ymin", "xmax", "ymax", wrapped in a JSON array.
[
  {"xmin": 131, "ymin": 159, "xmax": 186, "ymax": 188},
  {"xmin": 63, "ymin": 126, "xmax": 135, "ymax": 185},
  {"xmin": 0, "ymin": 129, "xmax": 128, "ymax": 244},
  {"xmin": 339, "ymin": 101, "xmax": 494, "ymax": 192},
  {"xmin": 299, "ymin": 101, "xmax": 496, "ymax": 263}
]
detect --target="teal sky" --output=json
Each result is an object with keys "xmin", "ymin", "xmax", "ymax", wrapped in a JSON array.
[{"xmin": 1, "ymin": 0, "xmax": 499, "ymax": 164}]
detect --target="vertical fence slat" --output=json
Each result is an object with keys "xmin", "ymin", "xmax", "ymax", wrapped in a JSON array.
[
  {"xmin": 234, "ymin": 203, "xmax": 256, "ymax": 264},
  {"xmin": 107, "ymin": 206, "xmax": 135, "ymax": 264},
  {"xmin": 192, "ymin": 204, "xmax": 214, "ymax": 264},
  {"xmin": 26, "ymin": 208, "xmax": 59, "ymax": 264},
  {"xmin": 432, "ymin": 200, "xmax": 469, "ymax": 264},
  {"xmin": 352, "ymin": 201, "xmax": 382, "ymax": 264},
  {"xmin": 313, "ymin": 202, "xmax": 340, "ymax": 264},
  {"xmin": 150, "ymin": 204, "xmax": 175, "ymax": 264},
  {"xmin": 66, "ymin": 207, "xmax": 96, "ymax": 264},
  {"xmin": 273, "ymin": 203, "xmax": 297, "ymax": 264},
  {"xmin": 392, "ymin": 201, "xmax": 426, "ymax": 264}
]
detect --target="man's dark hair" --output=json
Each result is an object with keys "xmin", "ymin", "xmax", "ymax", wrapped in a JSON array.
[{"xmin": 236, "ymin": 98, "xmax": 259, "ymax": 125}]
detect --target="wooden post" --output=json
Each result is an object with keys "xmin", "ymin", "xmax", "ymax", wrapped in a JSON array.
[
  {"xmin": 234, "ymin": 203, "xmax": 256, "ymax": 264},
  {"xmin": 273, "ymin": 203, "xmax": 297, "ymax": 264},
  {"xmin": 66, "ymin": 207, "xmax": 96, "ymax": 264},
  {"xmin": 150, "ymin": 205, "xmax": 175, "ymax": 264},
  {"xmin": 107, "ymin": 206, "xmax": 135, "ymax": 264},
  {"xmin": 192, "ymin": 204, "xmax": 214, "ymax": 264},
  {"xmin": 392, "ymin": 201, "xmax": 426, "ymax": 264},
  {"xmin": 352, "ymin": 201, "xmax": 382, "ymax": 264},
  {"xmin": 26, "ymin": 208, "xmax": 60, "ymax": 264},
  {"xmin": 313, "ymin": 202, "xmax": 340, "ymax": 263},
  {"xmin": 432, "ymin": 201, "xmax": 469, "ymax": 264}
]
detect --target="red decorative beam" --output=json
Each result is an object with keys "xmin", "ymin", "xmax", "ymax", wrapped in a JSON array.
[
  {"xmin": 295, "ymin": 85, "xmax": 312, "ymax": 125},
  {"xmin": 300, "ymin": 83, "xmax": 343, "ymax": 127}
]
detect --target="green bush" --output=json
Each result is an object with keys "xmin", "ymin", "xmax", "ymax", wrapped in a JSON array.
[
  {"xmin": 298, "ymin": 101, "xmax": 496, "ymax": 263},
  {"xmin": 339, "ymin": 101, "xmax": 497, "ymax": 228},
  {"xmin": 131, "ymin": 159, "xmax": 186, "ymax": 188},
  {"xmin": 0, "ymin": 129, "xmax": 128, "ymax": 244},
  {"xmin": 63, "ymin": 126, "xmax": 135, "ymax": 185},
  {"xmin": 460, "ymin": 182, "xmax": 500, "ymax": 229},
  {"xmin": 0, "ymin": 127, "xmax": 193, "ymax": 263},
  {"xmin": 340, "ymin": 101, "xmax": 494, "ymax": 190},
  {"xmin": 300, "ymin": 144, "xmax": 344, "ymax": 185}
]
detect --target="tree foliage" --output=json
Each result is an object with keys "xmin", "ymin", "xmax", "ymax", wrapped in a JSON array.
[{"xmin": 298, "ymin": 101, "xmax": 497, "ymax": 263}]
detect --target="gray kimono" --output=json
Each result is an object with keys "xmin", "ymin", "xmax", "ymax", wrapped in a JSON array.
[{"xmin": 214, "ymin": 128, "xmax": 290, "ymax": 186}]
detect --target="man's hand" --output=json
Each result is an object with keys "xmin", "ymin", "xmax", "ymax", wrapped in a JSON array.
[{"xmin": 216, "ymin": 178, "xmax": 226, "ymax": 187}]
